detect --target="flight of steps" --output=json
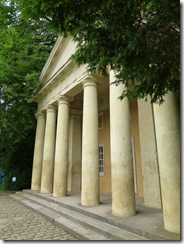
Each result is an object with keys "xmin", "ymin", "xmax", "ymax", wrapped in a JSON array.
[{"xmin": 9, "ymin": 190, "xmax": 179, "ymax": 241}]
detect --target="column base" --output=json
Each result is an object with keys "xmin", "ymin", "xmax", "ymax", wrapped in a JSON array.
[
  {"xmin": 53, "ymin": 192, "xmax": 67, "ymax": 198},
  {"xmin": 81, "ymin": 201, "xmax": 100, "ymax": 207},
  {"xmin": 112, "ymin": 209, "xmax": 136, "ymax": 217}
]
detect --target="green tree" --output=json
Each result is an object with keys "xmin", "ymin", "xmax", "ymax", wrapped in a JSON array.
[
  {"xmin": 17, "ymin": 0, "xmax": 180, "ymax": 103},
  {"xmin": 0, "ymin": 0, "xmax": 57, "ymax": 190}
]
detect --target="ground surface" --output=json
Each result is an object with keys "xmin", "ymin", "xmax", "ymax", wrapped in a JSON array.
[{"xmin": 0, "ymin": 194, "xmax": 78, "ymax": 240}]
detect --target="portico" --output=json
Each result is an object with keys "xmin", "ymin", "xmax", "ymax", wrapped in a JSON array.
[{"xmin": 31, "ymin": 36, "xmax": 180, "ymax": 234}]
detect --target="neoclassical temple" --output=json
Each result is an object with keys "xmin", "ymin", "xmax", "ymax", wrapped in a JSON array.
[{"xmin": 31, "ymin": 36, "xmax": 180, "ymax": 233}]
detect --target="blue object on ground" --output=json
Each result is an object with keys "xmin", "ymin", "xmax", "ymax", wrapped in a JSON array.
[{"xmin": 0, "ymin": 171, "xmax": 4, "ymax": 183}]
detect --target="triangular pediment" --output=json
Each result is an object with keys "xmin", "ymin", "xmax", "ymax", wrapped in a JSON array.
[
  {"xmin": 35, "ymin": 36, "xmax": 78, "ymax": 93},
  {"xmin": 32, "ymin": 35, "xmax": 107, "ymax": 108}
]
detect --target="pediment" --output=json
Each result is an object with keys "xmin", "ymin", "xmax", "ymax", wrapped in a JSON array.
[
  {"xmin": 32, "ymin": 35, "xmax": 108, "ymax": 110},
  {"xmin": 35, "ymin": 36, "xmax": 77, "ymax": 93}
]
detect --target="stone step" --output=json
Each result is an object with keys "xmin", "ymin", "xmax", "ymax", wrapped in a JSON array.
[
  {"xmin": 11, "ymin": 192, "xmax": 148, "ymax": 240},
  {"xmin": 10, "ymin": 194, "xmax": 109, "ymax": 240},
  {"xmin": 21, "ymin": 190, "xmax": 149, "ymax": 237},
  {"xmin": 10, "ymin": 190, "xmax": 180, "ymax": 241}
]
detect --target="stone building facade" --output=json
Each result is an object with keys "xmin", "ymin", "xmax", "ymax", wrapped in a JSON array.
[{"xmin": 31, "ymin": 36, "xmax": 180, "ymax": 233}]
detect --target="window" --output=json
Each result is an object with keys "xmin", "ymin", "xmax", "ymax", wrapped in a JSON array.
[{"xmin": 99, "ymin": 145, "xmax": 104, "ymax": 176}]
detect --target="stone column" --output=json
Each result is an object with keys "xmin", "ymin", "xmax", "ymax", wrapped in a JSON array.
[
  {"xmin": 110, "ymin": 70, "xmax": 136, "ymax": 217},
  {"xmin": 138, "ymin": 98, "xmax": 162, "ymax": 208},
  {"xmin": 40, "ymin": 105, "xmax": 57, "ymax": 194},
  {"xmin": 53, "ymin": 97, "xmax": 70, "ymax": 197},
  {"xmin": 153, "ymin": 92, "xmax": 180, "ymax": 233},
  {"xmin": 67, "ymin": 110, "xmax": 82, "ymax": 192},
  {"xmin": 31, "ymin": 112, "xmax": 46, "ymax": 191},
  {"xmin": 81, "ymin": 78, "xmax": 99, "ymax": 206}
]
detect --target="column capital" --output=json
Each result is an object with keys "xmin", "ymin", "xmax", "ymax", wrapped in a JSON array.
[
  {"xmin": 82, "ymin": 78, "xmax": 97, "ymax": 89},
  {"xmin": 57, "ymin": 95, "xmax": 73, "ymax": 105},
  {"xmin": 46, "ymin": 105, "xmax": 57, "ymax": 113},
  {"xmin": 35, "ymin": 111, "xmax": 45, "ymax": 119}
]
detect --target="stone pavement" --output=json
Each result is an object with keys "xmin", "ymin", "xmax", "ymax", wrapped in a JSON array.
[{"xmin": 0, "ymin": 194, "xmax": 78, "ymax": 240}]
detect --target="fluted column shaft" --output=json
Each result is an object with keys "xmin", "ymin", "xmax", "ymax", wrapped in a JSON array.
[
  {"xmin": 153, "ymin": 92, "xmax": 180, "ymax": 233},
  {"xmin": 53, "ymin": 97, "xmax": 70, "ymax": 197},
  {"xmin": 31, "ymin": 112, "xmax": 46, "ymax": 190},
  {"xmin": 81, "ymin": 79, "xmax": 99, "ymax": 206},
  {"xmin": 110, "ymin": 70, "xmax": 136, "ymax": 217},
  {"xmin": 40, "ymin": 105, "xmax": 57, "ymax": 193}
]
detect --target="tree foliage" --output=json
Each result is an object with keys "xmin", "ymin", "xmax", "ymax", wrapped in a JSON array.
[
  {"xmin": 0, "ymin": 0, "xmax": 57, "ymax": 190},
  {"xmin": 17, "ymin": 0, "xmax": 180, "ymax": 103}
]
